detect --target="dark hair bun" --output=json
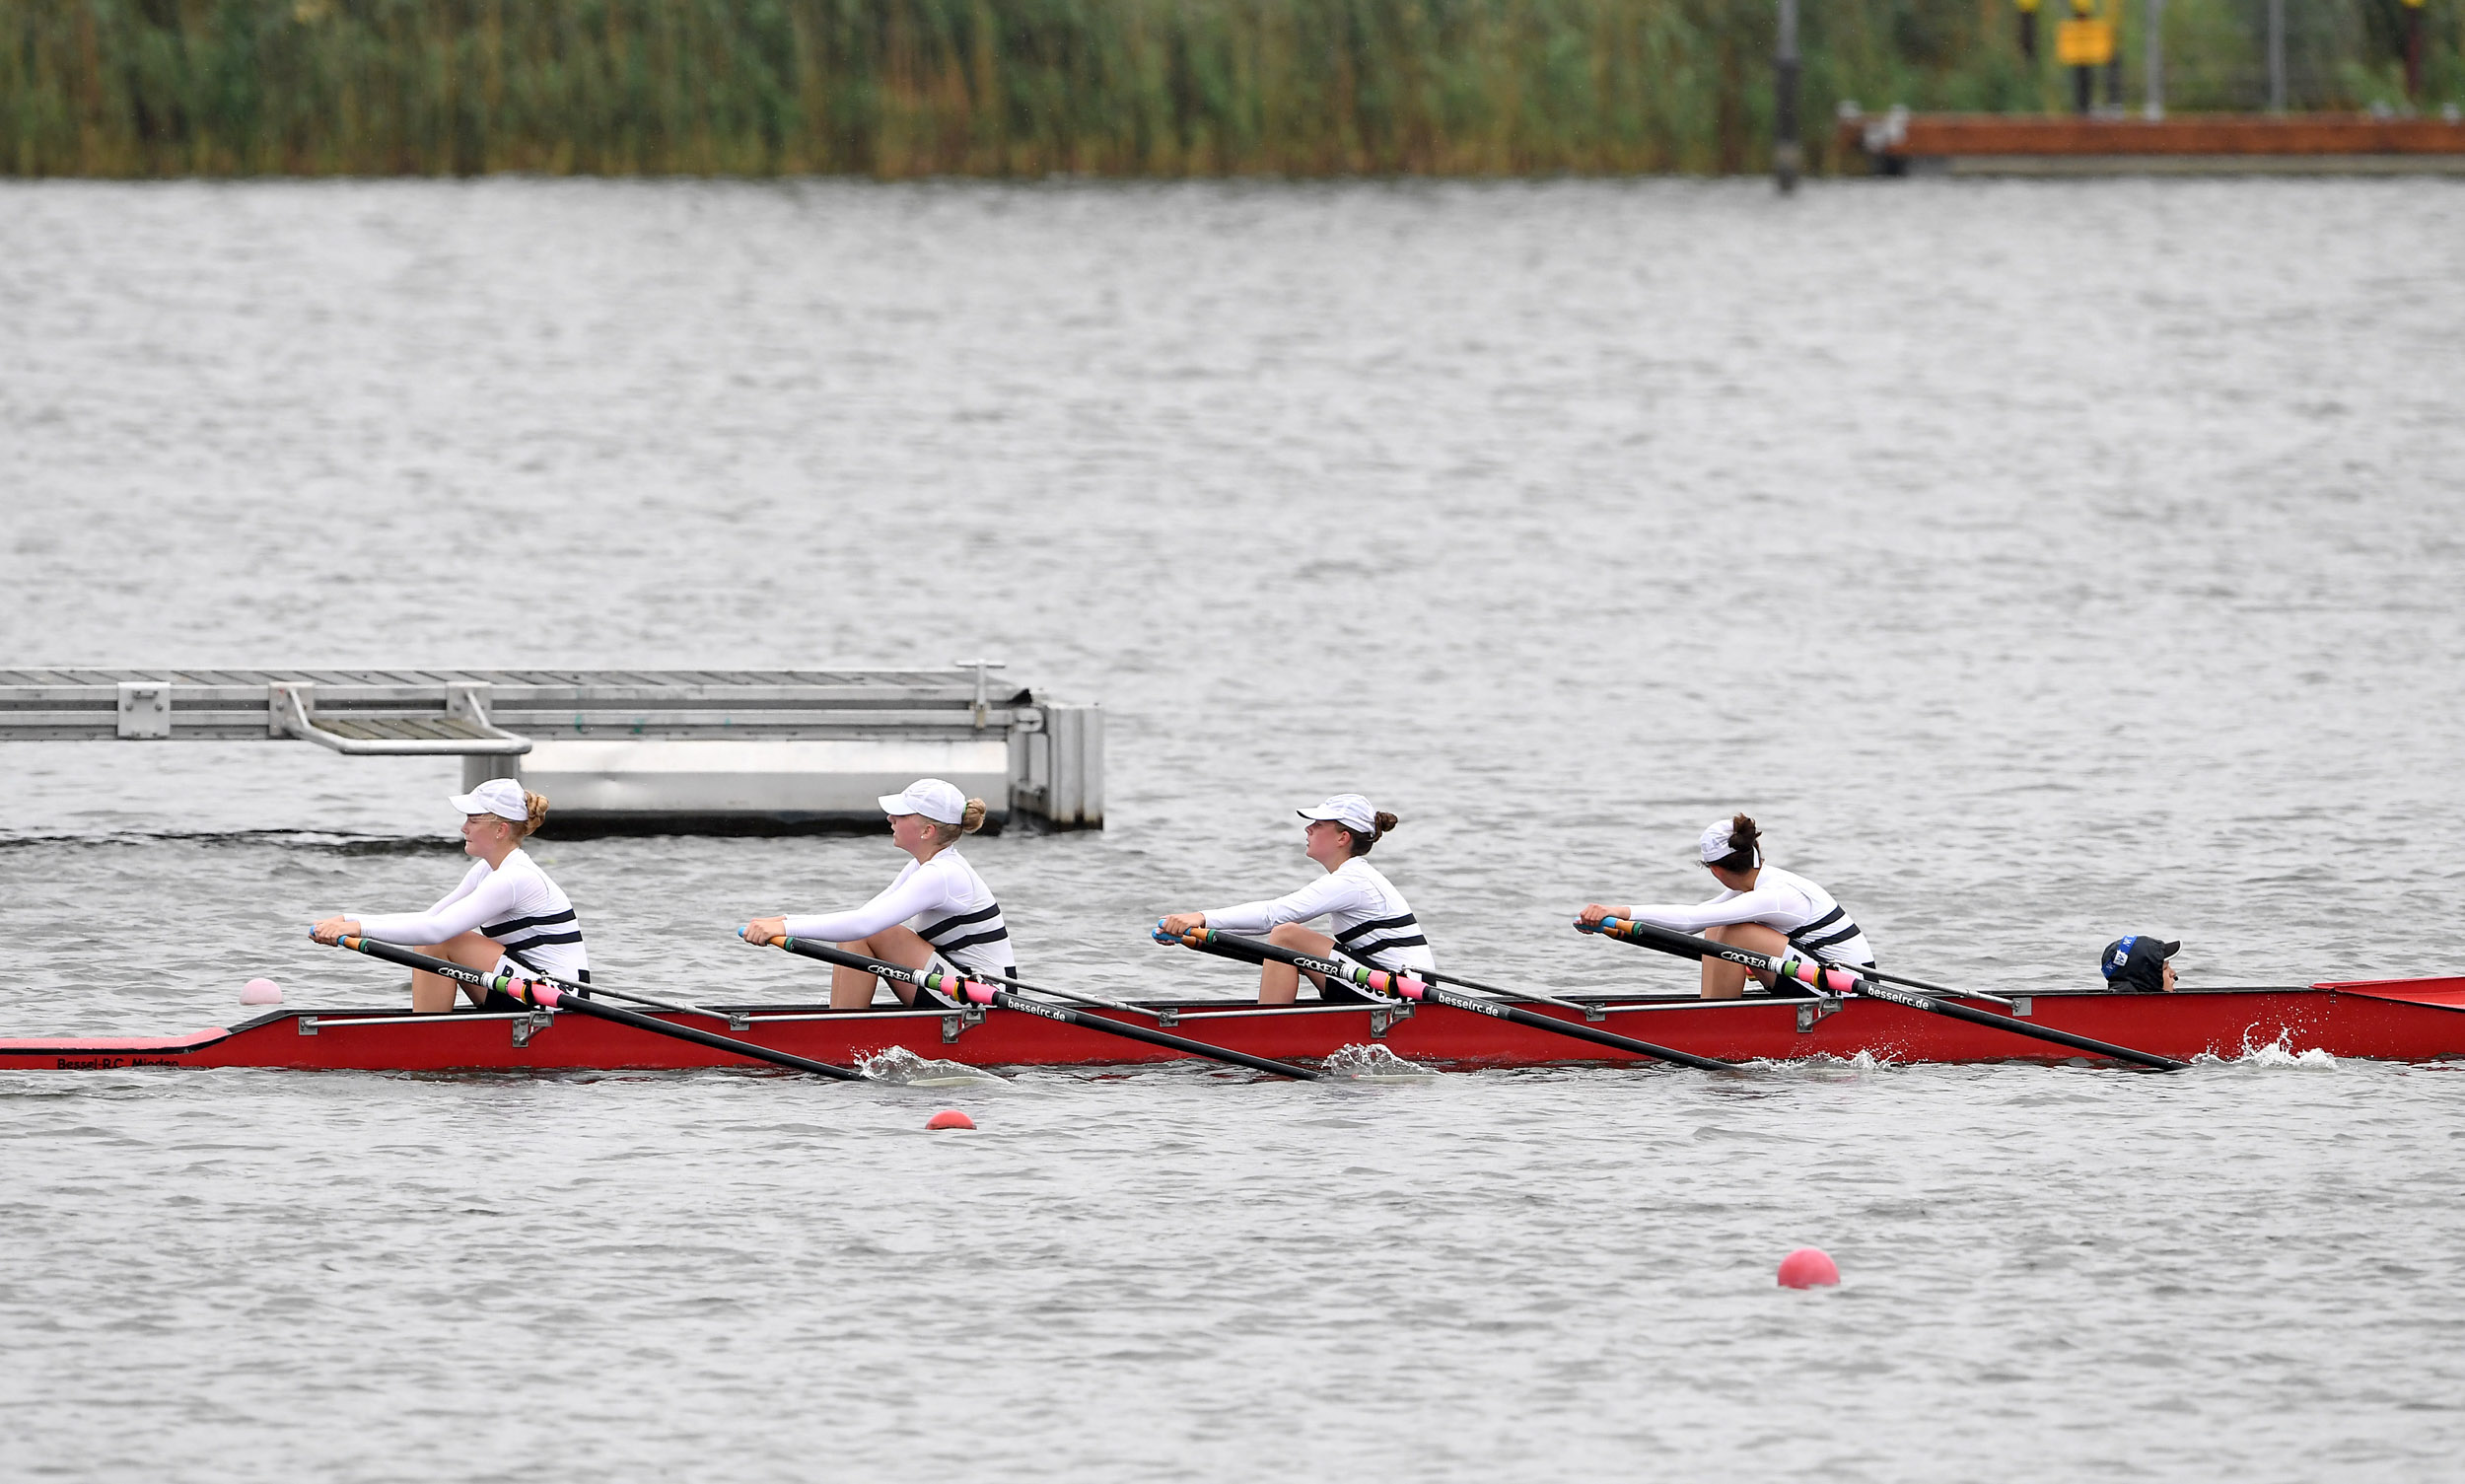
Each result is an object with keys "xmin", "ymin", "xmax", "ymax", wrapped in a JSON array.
[
  {"xmin": 1708, "ymin": 813, "xmax": 1760, "ymax": 872},
  {"xmin": 1373, "ymin": 812, "xmax": 1399, "ymax": 835}
]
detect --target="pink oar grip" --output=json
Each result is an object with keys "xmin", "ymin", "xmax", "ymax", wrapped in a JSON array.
[{"xmin": 1365, "ymin": 970, "xmax": 1428, "ymax": 1001}]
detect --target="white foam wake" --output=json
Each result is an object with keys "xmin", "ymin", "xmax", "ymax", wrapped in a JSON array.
[
  {"xmin": 1320, "ymin": 1043, "xmax": 1440, "ymax": 1080},
  {"xmin": 2193, "ymin": 1027, "xmax": 2338, "ymax": 1069},
  {"xmin": 855, "ymin": 1045, "xmax": 1011, "ymax": 1087}
]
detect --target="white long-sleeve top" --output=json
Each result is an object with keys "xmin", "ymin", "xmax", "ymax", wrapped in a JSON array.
[
  {"xmin": 355, "ymin": 848, "xmax": 590, "ymax": 980},
  {"xmin": 1205, "ymin": 857, "xmax": 1437, "ymax": 973},
  {"xmin": 1625, "ymin": 865, "xmax": 1874, "ymax": 965},
  {"xmin": 782, "ymin": 848, "xmax": 1016, "ymax": 984}
]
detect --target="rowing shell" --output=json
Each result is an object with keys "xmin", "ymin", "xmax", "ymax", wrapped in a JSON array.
[{"xmin": 5, "ymin": 978, "xmax": 2462, "ymax": 1073}]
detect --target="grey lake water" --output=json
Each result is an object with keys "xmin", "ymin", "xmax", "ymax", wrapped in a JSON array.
[{"xmin": 3, "ymin": 177, "xmax": 2463, "ymax": 1481}]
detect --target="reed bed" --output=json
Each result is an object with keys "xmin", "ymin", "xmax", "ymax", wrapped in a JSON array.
[{"xmin": 3, "ymin": 0, "xmax": 2455, "ymax": 177}]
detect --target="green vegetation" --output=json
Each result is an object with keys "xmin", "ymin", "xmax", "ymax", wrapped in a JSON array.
[{"xmin": 2, "ymin": 0, "xmax": 2457, "ymax": 177}]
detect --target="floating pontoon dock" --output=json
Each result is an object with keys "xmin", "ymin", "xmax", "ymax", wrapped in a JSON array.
[
  {"xmin": 1839, "ymin": 111, "xmax": 2465, "ymax": 176},
  {"xmin": 0, "ymin": 666, "xmax": 1100, "ymax": 834}
]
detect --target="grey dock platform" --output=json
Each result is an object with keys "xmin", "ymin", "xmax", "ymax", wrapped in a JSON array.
[{"xmin": 0, "ymin": 665, "xmax": 1100, "ymax": 834}]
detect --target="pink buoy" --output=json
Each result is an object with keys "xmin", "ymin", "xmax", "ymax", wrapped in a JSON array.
[
  {"xmin": 925, "ymin": 1109, "xmax": 975, "ymax": 1131},
  {"xmin": 240, "ymin": 978, "xmax": 284, "ymax": 1006},
  {"xmin": 1778, "ymin": 1247, "xmax": 1840, "ymax": 1289}
]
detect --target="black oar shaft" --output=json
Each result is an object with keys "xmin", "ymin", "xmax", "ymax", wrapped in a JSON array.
[
  {"xmin": 1172, "ymin": 929, "xmax": 1735, "ymax": 1073},
  {"xmin": 329, "ymin": 936, "xmax": 864, "ymax": 1081},
  {"xmin": 769, "ymin": 936, "xmax": 1322, "ymax": 1081},
  {"xmin": 1589, "ymin": 918, "xmax": 2189, "ymax": 1072}
]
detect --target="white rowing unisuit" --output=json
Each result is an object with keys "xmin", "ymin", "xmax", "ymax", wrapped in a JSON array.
[
  {"xmin": 1204, "ymin": 857, "xmax": 1438, "ymax": 974},
  {"xmin": 782, "ymin": 848, "xmax": 1015, "ymax": 1005},
  {"xmin": 355, "ymin": 848, "xmax": 591, "ymax": 981},
  {"xmin": 1624, "ymin": 865, "xmax": 1875, "ymax": 966}
]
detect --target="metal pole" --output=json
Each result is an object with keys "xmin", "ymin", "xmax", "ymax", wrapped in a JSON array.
[
  {"xmin": 2105, "ymin": 0, "xmax": 2126, "ymax": 113},
  {"xmin": 2144, "ymin": 0, "xmax": 2163, "ymax": 119},
  {"xmin": 2403, "ymin": 0, "xmax": 2426, "ymax": 100},
  {"xmin": 2267, "ymin": 0, "xmax": 2286, "ymax": 113},
  {"xmin": 1774, "ymin": 0, "xmax": 1801, "ymax": 193}
]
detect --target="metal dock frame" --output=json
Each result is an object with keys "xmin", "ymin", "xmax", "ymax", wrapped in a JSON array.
[{"xmin": 0, "ymin": 666, "xmax": 1101, "ymax": 834}]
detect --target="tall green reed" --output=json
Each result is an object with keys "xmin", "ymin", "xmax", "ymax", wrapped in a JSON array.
[{"xmin": 2, "ymin": 0, "xmax": 2455, "ymax": 177}]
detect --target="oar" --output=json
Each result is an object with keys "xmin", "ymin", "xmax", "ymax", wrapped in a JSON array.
[
  {"xmin": 1157, "ymin": 926, "xmax": 1737, "ymax": 1073},
  {"xmin": 322, "ymin": 934, "xmax": 865, "ymax": 1081},
  {"xmin": 1581, "ymin": 917, "xmax": 2189, "ymax": 1072},
  {"xmin": 492, "ymin": 966, "xmax": 747, "ymax": 1026},
  {"xmin": 1840, "ymin": 961, "xmax": 2018, "ymax": 1011},
  {"xmin": 748, "ymin": 931, "xmax": 1325, "ymax": 1082},
  {"xmin": 1379, "ymin": 962, "xmax": 1604, "ymax": 1019}
]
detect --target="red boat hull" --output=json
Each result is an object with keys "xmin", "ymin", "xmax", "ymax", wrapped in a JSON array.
[{"xmin": 6, "ymin": 981, "xmax": 2463, "ymax": 1074}]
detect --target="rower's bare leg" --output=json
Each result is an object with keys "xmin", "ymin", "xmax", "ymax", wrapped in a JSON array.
[
  {"xmin": 827, "ymin": 927, "xmax": 939, "ymax": 1009},
  {"xmin": 1699, "ymin": 923, "xmax": 1790, "ymax": 1000},
  {"xmin": 408, "ymin": 932, "xmax": 511, "ymax": 1013},
  {"xmin": 1259, "ymin": 925, "xmax": 1339, "ymax": 1006}
]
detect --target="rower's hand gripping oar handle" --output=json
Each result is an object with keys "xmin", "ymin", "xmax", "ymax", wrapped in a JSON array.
[
  {"xmin": 1577, "ymin": 917, "xmax": 2190, "ymax": 1072},
  {"xmin": 1155, "ymin": 924, "xmax": 1431, "ymax": 1001},
  {"xmin": 321, "ymin": 933, "xmax": 869, "ymax": 1080},
  {"xmin": 321, "ymin": 931, "xmax": 571, "ymax": 1008},
  {"xmin": 749, "ymin": 926, "xmax": 1001, "ymax": 1006},
  {"xmin": 1162, "ymin": 923, "xmax": 1739, "ymax": 1072},
  {"xmin": 774, "ymin": 928, "xmax": 1323, "ymax": 1080},
  {"xmin": 1579, "ymin": 916, "xmax": 1866, "ymax": 998}
]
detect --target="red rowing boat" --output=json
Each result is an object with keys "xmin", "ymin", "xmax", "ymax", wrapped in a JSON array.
[{"xmin": 7, "ymin": 977, "xmax": 2462, "ymax": 1073}]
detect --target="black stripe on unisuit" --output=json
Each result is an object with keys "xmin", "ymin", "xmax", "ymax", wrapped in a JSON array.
[{"xmin": 1334, "ymin": 913, "xmax": 1419, "ymax": 947}]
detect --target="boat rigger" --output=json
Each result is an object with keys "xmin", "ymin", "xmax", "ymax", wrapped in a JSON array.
[{"xmin": 8, "ymin": 980, "xmax": 2463, "ymax": 1075}]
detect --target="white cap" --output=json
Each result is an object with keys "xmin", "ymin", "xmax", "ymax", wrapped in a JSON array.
[
  {"xmin": 1699, "ymin": 817, "xmax": 1754, "ymax": 865},
  {"xmin": 1298, "ymin": 794, "xmax": 1378, "ymax": 835},
  {"xmin": 450, "ymin": 778, "xmax": 529, "ymax": 822},
  {"xmin": 879, "ymin": 778, "xmax": 967, "ymax": 825}
]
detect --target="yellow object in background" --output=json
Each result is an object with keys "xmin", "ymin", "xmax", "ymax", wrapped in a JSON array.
[{"xmin": 2057, "ymin": 17, "xmax": 2116, "ymax": 64}]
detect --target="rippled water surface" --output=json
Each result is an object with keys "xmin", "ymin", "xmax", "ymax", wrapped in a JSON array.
[{"xmin": 4, "ymin": 177, "xmax": 2463, "ymax": 1480}]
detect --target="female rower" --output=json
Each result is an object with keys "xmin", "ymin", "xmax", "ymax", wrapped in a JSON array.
[
  {"xmin": 1578, "ymin": 814, "xmax": 1874, "ymax": 1000},
  {"xmin": 741, "ymin": 779, "xmax": 1015, "ymax": 1011},
  {"xmin": 309, "ymin": 778, "xmax": 587, "ymax": 1014},
  {"xmin": 1157, "ymin": 794, "xmax": 1435, "ymax": 1006}
]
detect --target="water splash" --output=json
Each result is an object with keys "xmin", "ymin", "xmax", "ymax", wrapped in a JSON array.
[
  {"xmin": 856, "ymin": 1045, "xmax": 1011, "ymax": 1087},
  {"xmin": 2196, "ymin": 1027, "xmax": 2338, "ymax": 1070},
  {"xmin": 1744, "ymin": 1050, "xmax": 1890, "ymax": 1076},
  {"xmin": 1320, "ymin": 1043, "xmax": 1439, "ymax": 1081}
]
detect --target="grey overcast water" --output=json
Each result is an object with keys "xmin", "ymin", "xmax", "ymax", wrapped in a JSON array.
[{"xmin": 3, "ymin": 177, "xmax": 2463, "ymax": 1481}]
